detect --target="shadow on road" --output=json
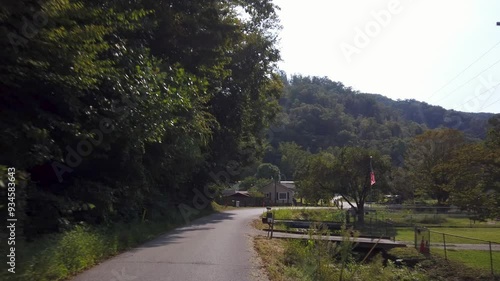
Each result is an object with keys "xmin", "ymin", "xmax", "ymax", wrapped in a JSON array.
[{"xmin": 129, "ymin": 211, "xmax": 236, "ymax": 250}]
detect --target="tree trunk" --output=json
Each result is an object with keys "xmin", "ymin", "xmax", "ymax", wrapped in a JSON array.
[{"xmin": 357, "ymin": 204, "xmax": 365, "ymax": 225}]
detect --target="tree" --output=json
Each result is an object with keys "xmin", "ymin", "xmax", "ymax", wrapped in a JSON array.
[
  {"xmin": 278, "ymin": 142, "xmax": 311, "ymax": 180},
  {"xmin": 239, "ymin": 176, "xmax": 271, "ymax": 191},
  {"xmin": 405, "ymin": 129, "xmax": 466, "ymax": 205},
  {"xmin": 256, "ymin": 163, "xmax": 280, "ymax": 180},
  {"xmin": 295, "ymin": 147, "xmax": 390, "ymax": 221},
  {"xmin": 295, "ymin": 151, "xmax": 336, "ymax": 205},
  {"xmin": 444, "ymin": 143, "xmax": 499, "ymax": 220},
  {"xmin": 0, "ymin": 0, "xmax": 283, "ymax": 237},
  {"xmin": 444, "ymin": 116, "xmax": 500, "ymax": 220},
  {"xmin": 330, "ymin": 147, "xmax": 390, "ymax": 223}
]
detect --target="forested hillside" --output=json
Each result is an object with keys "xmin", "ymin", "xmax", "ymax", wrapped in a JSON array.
[
  {"xmin": 264, "ymin": 75, "xmax": 494, "ymax": 168},
  {"xmin": 250, "ymin": 75, "xmax": 498, "ymax": 221},
  {"xmin": 0, "ymin": 0, "xmax": 282, "ymax": 238}
]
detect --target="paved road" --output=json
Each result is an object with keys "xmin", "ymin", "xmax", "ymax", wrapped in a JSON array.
[{"xmin": 72, "ymin": 208, "xmax": 268, "ymax": 281}]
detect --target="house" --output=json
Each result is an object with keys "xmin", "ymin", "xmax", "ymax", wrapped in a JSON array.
[
  {"xmin": 260, "ymin": 180, "xmax": 296, "ymax": 205},
  {"xmin": 220, "ymin": 190, "xmax": 264, "ymax": 207},
  {"xmin": 221, "ymin": 190, "xmax": 249, "ymax": 197}
]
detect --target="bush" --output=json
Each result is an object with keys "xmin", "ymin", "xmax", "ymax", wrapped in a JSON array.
[{"xmin": 387, "ymin": 247, "xmax": 425, "ymax": 260}]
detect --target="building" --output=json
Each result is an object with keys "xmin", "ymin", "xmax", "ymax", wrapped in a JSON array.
[
  {"xmin": 260, "ymin": 180, "xmax": 296, "ymax": 205},
  {"xmin": 220, "ymin": 190, "xmax": 265, "ymax": 207}
]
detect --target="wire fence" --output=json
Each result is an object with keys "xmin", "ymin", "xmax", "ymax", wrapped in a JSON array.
[
  {"xmin": 365, "ymin": 205, "xmax": 500, "ymax": 228},
  {"xmin": 414, "ymin": 227, "xmax": 500, "ymax": 276}
]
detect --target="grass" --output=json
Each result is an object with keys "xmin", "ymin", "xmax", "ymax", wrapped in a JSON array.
[
  {"xmin": 254, "ymin": 207, "xmax": 500, "ymax": 280},
  {"xmin": 253, "ymin": 234, "xmax": 499, "ymax": 281},
  {"xmin": 418, "ymin": 256, "xmax": 497, "ymax": 280},
  {"xmin": 395, "ymin": 227, "xmax": 500, "ymax": 244},
  {"xmin": 365, "ymin": 207, "xmax": 500, "ymax": 228},
  {"xmin": 253, "ymin": 237, "xmax": 289, "ymax": 281},
  {"xmin": 0, "ymin": 203, "xmax": 218, "ymax": 281},
  {"xmin": 431, "ymin": 249, "xmax": 500, "ymax": 274},
  {"xmin": 253, "ymin": 221, "xmax": 430, "ymax": 281},
  {"xmin": 267, "ymin": 208, "xmax": 344, "ymax": 222}
]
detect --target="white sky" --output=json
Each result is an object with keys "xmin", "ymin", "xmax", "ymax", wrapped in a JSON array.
[{"xmin": 272, "ymin": 0, "xmax": 500, "ymax": 113}]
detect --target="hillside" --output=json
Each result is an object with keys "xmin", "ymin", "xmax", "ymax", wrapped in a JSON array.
[{"xmin": 264, "ymin": 75, "xmax": 494, "ymax": 166}]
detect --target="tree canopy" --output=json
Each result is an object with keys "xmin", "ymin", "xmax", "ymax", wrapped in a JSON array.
[{"xmin": 0, "ymin": 0, "xmax": 282, "ymax": 238}]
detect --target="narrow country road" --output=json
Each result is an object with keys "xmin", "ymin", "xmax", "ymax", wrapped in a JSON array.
[{"xmin": 72, "ymin": 208, "xmax": 268, "ymax": 281}]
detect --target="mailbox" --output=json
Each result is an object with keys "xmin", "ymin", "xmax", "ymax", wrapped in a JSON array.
[{"xmin": 266, "ymin": 207, "xmax": 274, "ymax": 224}]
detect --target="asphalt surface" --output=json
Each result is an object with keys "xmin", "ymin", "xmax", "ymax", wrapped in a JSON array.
[{"xmin": 72, "ymin": 208, "xmax": 269, "ymax": 281}]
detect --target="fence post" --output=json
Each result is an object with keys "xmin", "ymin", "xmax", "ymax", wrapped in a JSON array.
[
  {"xmin": 414, "ymin": 226, "xmax": 418, "ymax": 249},
  {"xmin": 489, "ymin": 241, "xmax": 493, "ymax": 276},
  {"xmin": 429, "ymin": 230, "xmax": 431, "ymax": 254},
  {"xmin": 443, "ymin": 233, "xmax": 447, "ymax": 260}
]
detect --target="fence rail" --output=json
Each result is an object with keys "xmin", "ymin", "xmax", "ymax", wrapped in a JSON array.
[{"xmin": 414, "ymin": 226, "xmax": 500, "ymax": 276}]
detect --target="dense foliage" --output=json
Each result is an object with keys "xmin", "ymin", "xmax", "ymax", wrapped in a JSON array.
[{"xmin": 0, "ymin": 0, "xmax": 282, "ymax": 239}]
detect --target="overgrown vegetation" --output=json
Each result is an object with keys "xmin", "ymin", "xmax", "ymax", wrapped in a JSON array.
[
  {"xmin": 255, "ymin": 226, "xmax": 430, "ymax": 281},
  {"xmin": 269, "ymin": 208, "xmax": 345, "ymax": 221}
]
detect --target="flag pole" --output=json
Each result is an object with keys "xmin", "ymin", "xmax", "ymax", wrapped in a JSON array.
[{"xmin": 369, "ymin": 156, "xmax": 375, "ymax": 186}]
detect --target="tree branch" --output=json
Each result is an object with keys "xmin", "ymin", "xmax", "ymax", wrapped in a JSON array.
[{"xmin": 340, "ymin": 194, "xmax": 357, "ymax": 210}]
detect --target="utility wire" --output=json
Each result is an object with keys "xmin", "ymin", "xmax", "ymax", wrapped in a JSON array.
[
  {"xmin": 457, "ymin": 81, "xmax": 500, "ymax": 112},
  {"xmin": 433, "ymin": 57, "xmax": 500, "ymax": 104},
  {"xmin": 428, "ymin": 39, "xmax": 500, "ymax": 101}
]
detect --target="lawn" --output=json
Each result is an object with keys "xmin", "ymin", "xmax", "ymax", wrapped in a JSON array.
[
  {"xmin": 395, "ymin": 227, "xmax": 500, "ymax": 244},
  {"xmin": 365, "ymin": 209, "xmax": 499, "ymax": 227},
  {"xmin": 432, "ymin": 249, "xmax": 500, "ymax": 274},
  {"xmin": 265, "ymin": 207, "xmax": 345, "ymax": 221}
]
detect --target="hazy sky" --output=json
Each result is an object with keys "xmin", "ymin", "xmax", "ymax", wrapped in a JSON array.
[{"xmin": 272, "ymin": 0, "xmax": 500, "ymax": 113}]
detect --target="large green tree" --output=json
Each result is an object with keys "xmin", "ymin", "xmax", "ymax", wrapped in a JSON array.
[
  {"xmin": 330, "ymin": 147, "xmax": 390, "ymax": 223},
  {"xmin": 295, "ymin": 147, "xmax": 390, "ymax": 223},
  {"xmin": 0, "ymin": 0, "xmax": 283, "ymax": 237},
  {"xmin": 295, "ymin": 151, "xmax": 336, "ymax": 205},
  {"xmin": 405, "ymin": 128, "xmax": 466, "ymax": 205}
]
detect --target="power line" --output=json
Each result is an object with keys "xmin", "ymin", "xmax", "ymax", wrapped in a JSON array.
[
  {"xmin": 479, "ymin": 97, "xmax": 500, "ymax": 111},
  {"xmin": 428, "ymin": 39, "xmax": 500, "ymax": 101},
  {"xmin": 433, "ymin": 57, "xmax": 500, "ymax": 104},
  {"xmin": 458, "ymin": 81, "xmax": 500, "ymax": 112}
]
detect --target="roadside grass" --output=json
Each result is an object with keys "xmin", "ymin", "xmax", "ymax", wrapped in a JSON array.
[
  {"xmin": 395, "ymin": 227, "xmax": 500, "ymax": 244},
  {"xmin": 0, "ymin": 203, "xmax": 217, "ymax": 281},
  {"xmin": 253, "ymin": 234, "xmax": 498, "ymax": 281},
  {"xmin": 254, "ymin": 236, "xmax": 429, "ymax": 281},
  {"xmin": 431, "ymin": 249, "xmax": 500, "ymax": 275},
  {"xmin": 253, "ymin": 237, "xmax": 289, "ymax": 281},
  {"xmin": 253, "ymin": 221, "xmax": 429, "ymax": 281}
]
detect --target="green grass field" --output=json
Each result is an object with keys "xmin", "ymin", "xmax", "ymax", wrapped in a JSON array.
[
  {"xmin": 365, "ymin": 209, "xmax": 499, "ymax": 227},
  {"xmin": 432, "ymin": 249, "xmax": 500, "ymax": 274},
  {"xmin": 395, "ymin": 227, "xmax": 500, "ymax": 244}
]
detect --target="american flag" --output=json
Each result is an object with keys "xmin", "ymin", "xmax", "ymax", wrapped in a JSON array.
[{"xmin": 370, "ymin": 156, "xmax": 376, "ymax": 186}]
